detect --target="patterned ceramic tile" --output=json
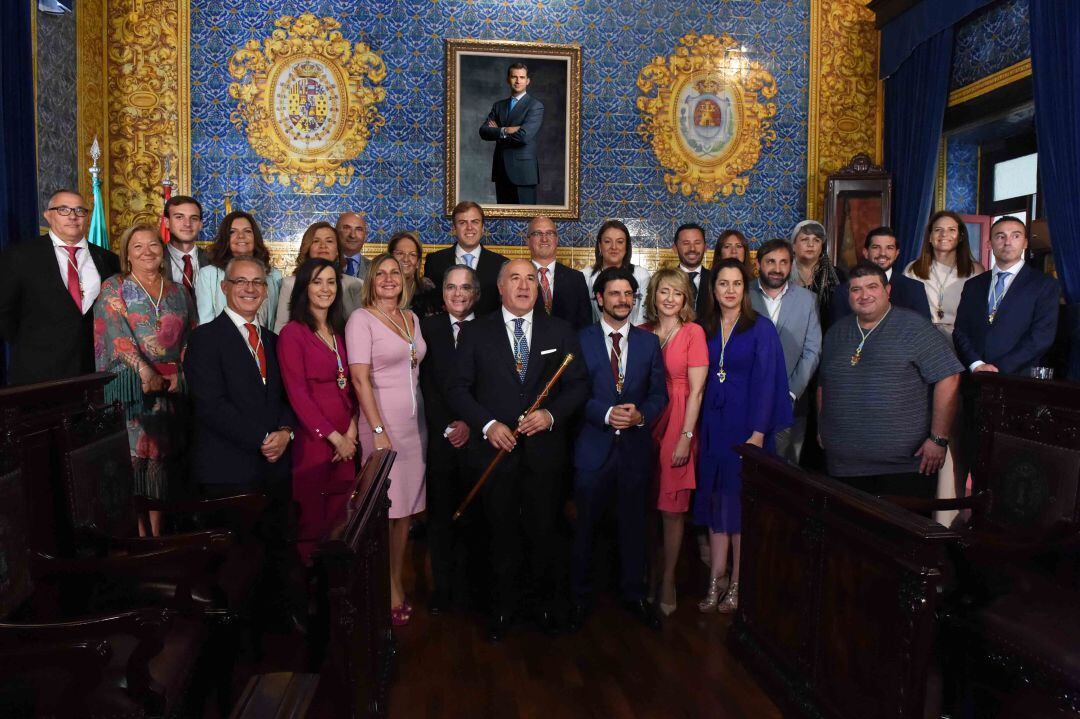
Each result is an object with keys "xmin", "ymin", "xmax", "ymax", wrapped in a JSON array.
[
  {"xmin": 951, "ymin": 0, "xmax": 1030, "ymax": 90},
  {"xmin": 190, "ymin": 0, "xmax": 810, "ymax": 251},
  {"xmin": 945, "ymin": 140, "xmax": 979, "ymax": 215}
]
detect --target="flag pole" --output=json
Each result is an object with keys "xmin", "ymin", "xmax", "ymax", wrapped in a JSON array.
[{"xmin": 87, "ymin": 136, "xmax": 110, "ymax": 250}]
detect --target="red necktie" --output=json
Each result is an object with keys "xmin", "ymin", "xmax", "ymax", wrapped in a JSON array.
[
  {"xmin": 245, "ymin": 323, "xmax": 267, "ymax": 382},
  {"xmin": 539, "ymin": 266, "xmax": 552, "ymax": 312},
  {"xmin": 610, "ymin": 332, "xmax": 623, "ymax": 388},
  {"xmin": 182, "ymin": 254, "xmax": 195, "ymax": 295},
  {"xmin": 63, "ymin": 245, "xmax": 82, "ymax": 311}
]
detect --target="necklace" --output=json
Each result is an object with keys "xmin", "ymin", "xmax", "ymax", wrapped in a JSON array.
[
  {"xmin": 374, "ymin": 305, "xmax": 417, "ymax": 368},
  {"xmin": 658, "ymin": 321, "xmax": 681, "ymax": 350},
  {"xmin": 315, "ymin": 326, "xmax": 348, "ymax": 390},
  {"xmin": 850, "ymin": 306, "xmax": 892, "ymax": 366},
  {"xmin": 131, "ymin": 273, "xmax": 164, "ymax": 330},
  {"xmin": 928, "ymin": 262, "xmax": 954, "ymax": 321},
  {"xmin": 716, "ymin": 313, "xmax": 739, "ymax": 383}
]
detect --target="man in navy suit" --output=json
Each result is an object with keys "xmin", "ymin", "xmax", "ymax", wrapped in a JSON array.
[
  {"xmin": 162, "ymin": 195, "xmax": 210, "ymax": 296},
  {"xmin": 423, "ymin": 201, "xmax": 508, "ymax": 316},
  {"xmin": 0, "ymin": 189, "xmax": 121, "ymax": 385},
  {"xmin": 673, "ymin": 222, "xmax": 713, "ymax": 322},
  {"xmin": 183, "ymin": 255, "xmax": 300, "ymax": 628},
  {"xmin": 569, "ymin": 267, "xmax": 667, "ymax": 632},
  {"xmin": 528, "ymin": 215, "xmax": 592, "ymax": 330},
  {"xmin": 479, "ymin": 62, "xmax": 545, "ymax": 204},
  {"xmin": 448, "ymin": 258, "xmax": 587, "ymax": 641},
  {"xmin": 831, "ymin": 227, "xmax": 931, "ymax": 324},
  {"xmin": 954, "ymin": 216, "xmax": 1060, "ymax": 476}
]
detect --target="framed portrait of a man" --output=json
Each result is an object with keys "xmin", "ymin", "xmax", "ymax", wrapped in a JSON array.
[{"xmin": 444, "ymin": 39, "xmax": 581, "ymax": 219}]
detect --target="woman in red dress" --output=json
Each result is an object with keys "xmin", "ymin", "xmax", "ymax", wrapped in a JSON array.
[
  {"xmin": 277, "ymin": 257, "xmax": 360, "ymax": 565},
  {"xmin": 643, "ymin": 268, "xmax": 708, "ymax": 615}
]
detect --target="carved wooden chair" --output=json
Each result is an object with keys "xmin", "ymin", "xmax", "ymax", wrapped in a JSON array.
[{"xmin": 0, "ymin": 442, "xmax": 208, "ymax": 718}]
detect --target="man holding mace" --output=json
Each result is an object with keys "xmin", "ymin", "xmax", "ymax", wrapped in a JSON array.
[{"xmin": 448, "ymin": 258, "xmax": 587, "ymax": 641}]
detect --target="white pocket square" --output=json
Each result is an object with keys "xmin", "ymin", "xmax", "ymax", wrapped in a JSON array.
[{"xmin": 540, "ymin": 348, "xmax": 557, "ymax": 356}]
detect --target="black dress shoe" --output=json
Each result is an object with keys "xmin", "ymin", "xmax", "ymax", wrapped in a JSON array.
[
  {"xmin": 428, "ymin": 591, "xmax": 449, "ymax": 617},
  {"xmin": 624, "ymin": 599, "xmax": 661, "ymax": 631},
  {"xmin": 487, "ymin": 614, "xmax": 512, "ymax": 642},
  {"xmin": 566, "ymin": 603, "xmax": 589, "ymax": 633}
]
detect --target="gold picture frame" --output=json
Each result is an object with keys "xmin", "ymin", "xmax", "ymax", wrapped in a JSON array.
[{"xmin": 444, "ymin": 38, "xmax": 581, "ymax": 219}]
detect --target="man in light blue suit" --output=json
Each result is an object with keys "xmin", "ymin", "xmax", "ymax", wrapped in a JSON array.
[
  {"xmin": 750, "ymin": 238, "xmax": 822, "ymax": 464},
  {"xmin": 479, "ymin": 63, "xmax": 545, "ymax": 204},
  {"xmin": 569, "ymin": 267, "xmax": 667, "ymax": 633}
]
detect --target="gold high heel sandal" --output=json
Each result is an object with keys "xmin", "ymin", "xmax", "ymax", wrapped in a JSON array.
[
  {"xmin": 717, "ymin": 582, "xmax": 739, "ymax": 614},
  {"xmin": 697, "ymin": 575, "xmax": 729, "ymax": 612}
]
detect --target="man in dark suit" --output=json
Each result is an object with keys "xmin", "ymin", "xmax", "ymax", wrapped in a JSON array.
[
  {"xmin": 953, "ymin": 216, "xmax": 1060, "ymax": 479},
  {"xmin": 831, "ymin": 227, "xmax": 931, "ymax": 324},
  {"xmin": 0, "ymin": 189, "xmax": 121, "ymax": 386},
  {"xmin": 479, "ymin": 62, "xmax": 545, "ymax": 204},
  {"xmin": 569, "ymin": 267, "xmax": 667, "ymax": 632},
  {"xmin": 162, "ymin": 194, "xmax": 210, "ymax": 296},
  {"xmin": 528, "ymin": 215, "xmax": 592, "ymax": 330},
  {"xmin": 673, "ymin": 222, "xmax": 713, "ymax": 321},
  {"xmin": 336, "ymin": 212, "xmax": 371, "ymax": 282},
  {"xmin": 183, "ymin": 255, "xmax": 300, "ymax": 628},
  {"xmin": 419, "ymin": 265, "xmax": 484, "ymax": 615},
  {"xmin": 448, "ymin": 258, "xmax": 588, "ymax": 640},
  {"xmin": 423, "ymin": 201, "xmax": 507, "ymax": 317}
]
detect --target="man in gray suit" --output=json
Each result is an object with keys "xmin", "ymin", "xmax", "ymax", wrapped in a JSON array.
[
  {"xmin": 163, "ymin": 195, "xmax": 211, "ymax": 296},
  {"xmin": 336, "ymin": 212, "xmax": 371, "ymax": 282},
  {"xmin": 750, "ymin": 238, "xmax": 822, "ymax": 463}
]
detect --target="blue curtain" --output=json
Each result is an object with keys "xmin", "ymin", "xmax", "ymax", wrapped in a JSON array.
[
  {"xmin": 1030, "ymin": 0, "xmax": 1080, "ymax": 380},
  {"xmin": 884, "ymin": 29, "xmax": 954, "ymax": 266},
  {"xmin": 880, "ymin": 0, "xmax": 994, "ymax": 78},
  {"xmin": 0, "ymin": 0, "xmax": 39, "ymax": 386}
]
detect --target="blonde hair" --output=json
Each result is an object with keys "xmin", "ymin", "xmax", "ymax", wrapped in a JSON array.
[
  {"xmin": 644, "ymin": 268, "xmax": 696, "ymax": 325},
  {"xmin": 118, "ymin": 223, "xmax": 168, "ymax": 278},
  {"xmin": 361, "ymin": 253, "xmax": 411, "ymax": 310},
  {"xmin": 294, "ymin": 221, "xmax": 342, "ymax": 274}
]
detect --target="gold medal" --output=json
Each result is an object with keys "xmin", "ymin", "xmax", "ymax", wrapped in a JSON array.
[{"xmin": 717, "ymin": 368, "xmax": 727, "ymax": 383}]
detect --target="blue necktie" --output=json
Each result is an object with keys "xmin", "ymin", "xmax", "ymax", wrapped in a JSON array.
[
  {"xmin": 346, "ymin": 257, "xmax": 358, "ymax": 277},
  {"xmin": 513, "ymin": 317, "xmax": 528, "ymax": 382},
  {"xmin": 990, "ymin": 271, "xmax": 1008, "ymax": 311},
  {"xmin": 462, "ymin": 253, "xmax": 475, "ymax": 269},
  {"xmin": 510, "ymin": 96, "xmax": 519, "ymax": 113}
]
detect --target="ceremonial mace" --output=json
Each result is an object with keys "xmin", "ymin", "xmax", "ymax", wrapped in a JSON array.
[{"xmin": 452, "ymin": 353, "xmax": 575, "ymax": 521}]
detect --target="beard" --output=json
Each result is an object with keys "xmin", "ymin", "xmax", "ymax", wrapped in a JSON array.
[{"xmin": 760, "ymin": 271, "xmax": 789, "ymax": 290}]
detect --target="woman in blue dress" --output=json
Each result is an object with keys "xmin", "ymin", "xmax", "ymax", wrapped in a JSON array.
[{"xmin": 694, "ymin": 258, "xmax": 792, "ymax": 613}]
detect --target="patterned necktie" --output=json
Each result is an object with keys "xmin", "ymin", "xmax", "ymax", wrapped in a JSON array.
[
  {"xmin": 538, "ymin": 266, "xmax": 553, "ymax": 312},
  {"xmin": 62, "ymin": 245, "xmax": 82, "ymax": 311},
  {"xmin": 453, "ymin": 320, "xmax": 463, "ymax": 348},
  {"xmin": 513, "ymin": 317, "xmax": 528, "ymax": 382},
  {"xmin": 245, "ymin": 323, "xmax": 267, "ymax": 383},
  {"xmin": 346, "ymin": 257, "xmax": 358, "ymax": 277},
  {"xmin": 182, "ymin": 254, "xmax": 195, "ymax": 295},
  {"xmin": 688, "ymin": 270, "xmax": 699, "ymax": 301},
  {"xmin": 609, "ymin": 331, "xmax": 623, "ymax": 390}
]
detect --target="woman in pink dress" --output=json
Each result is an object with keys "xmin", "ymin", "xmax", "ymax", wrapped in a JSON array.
[
  {"xmin": 346, "ymin": 253, "xmax": 427, "ymax": 626},
  {"xmin": 277, "ymin": 258, "xmax": 359, "ymax": 566},
  {"xmin": 643, "ymin": 268, "xmax": 708, "ymax": 616}
]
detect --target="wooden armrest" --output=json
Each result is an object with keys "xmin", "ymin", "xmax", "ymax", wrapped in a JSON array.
[
  {"xmin": 881, "ymin": 491, "xmax": 991, "ymax": 515},
  {"xmin": 135, "ymin": 493, "xmax": 268, "ymax": 533},
  {"xmin": 0, "ymin": 607, "xmax": 173, "ymax": 645},
  {"xmin": 111, "ymin": 529, "xmax": 234, "ymax": 554}
]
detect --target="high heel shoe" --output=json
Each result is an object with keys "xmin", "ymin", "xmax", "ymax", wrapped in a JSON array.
[
  {"xmin": 717, "ymin": 582, "xmax": 739, "ymax": 614},
  {"xmin": 698, "ymin": 576, "xmax": 723, "ymax": 612},
  {"xmin": 659, "ymin": 588, "xmax": 677, "ymax": 616}
]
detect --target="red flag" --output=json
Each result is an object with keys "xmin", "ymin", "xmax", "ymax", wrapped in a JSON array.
[{"xmin": 160, "ymin": 182, "xmax": 173, "ymax": 244}]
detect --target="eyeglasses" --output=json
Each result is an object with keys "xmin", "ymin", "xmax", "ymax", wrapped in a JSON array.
[
  {"xmin": 224, "ymin": 278, "xmax": 268, "ymax": 288},
  {"xmin": 392, "ymin": 251, "xmax": 419, "ymax": 261},
  {"xmin": 528, "ymin": 230, "xmax": 558, "ymax": 240},
  {"xmin": 49, "ymin": 206, "xmax": 89, "ymax": 218},
  {"xmin": 445, "ymin": 283, "xmax": 476, "ymax": 292}
]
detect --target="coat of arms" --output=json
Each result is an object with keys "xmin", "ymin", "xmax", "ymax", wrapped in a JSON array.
[
  {"xmin": 228, "ymin": 14, "xmax": 387, "ymax": 193},
  {"xmin": 637, "ymin": 33, "xmax": 777, "ymax": 202}
]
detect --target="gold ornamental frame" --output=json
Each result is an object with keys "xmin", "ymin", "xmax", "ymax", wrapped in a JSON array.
[{"xmin": 444, "ymin": 38, "xmax": 581, "ymax": 220}]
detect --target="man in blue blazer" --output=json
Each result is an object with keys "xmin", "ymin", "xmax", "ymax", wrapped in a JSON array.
[
  {"xmin": 750, "ymin": 239, "xmax": 821, "ymax": 464},
  {"xmin": 569, "ymin": 267, "xmax": 667, "ymax": 632},
  {"xmin": 831, "ymin": 227, "xmax": 931, "ymax": 324},
  {"xmin": 479, "ymin": 63, "xmax": 545, "ymax": 204}
]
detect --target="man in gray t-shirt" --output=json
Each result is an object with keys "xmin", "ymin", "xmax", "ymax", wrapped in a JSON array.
[{"xmin": 818, "ymin": 262, "xmax": 963, "ymax": 499}]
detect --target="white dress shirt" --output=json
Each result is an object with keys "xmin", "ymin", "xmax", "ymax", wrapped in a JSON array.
[
  {"xmin": 679, "ymin": 263, "xmax": 703, "ymax": 295},
  {"xmin": 455, "ymin": 245, "xmax": 481, "ymax": 269},
  {"xmin": 449, "ymin": 311, "xmax": 475, "ymax": 346},
  {"xmin": 759, "ymin": 279, "xmax": 789, "ymax": 323},
  {"xmin": 482, "ymin": 308, "xmax": 535, "ymax": 437},
  {"xmin": 50, "ymin": 232, "xmax": 101, "ymax": 314},
  {"xmin": 532, "ymin": 259, "xmax": 556, "ymax": 297},
  {"xmin": 600, "ymin": 317, "xmax": 631, "ymax": 426},
  {"xmin": 166, "ymin": 242, "xmax": 201, "ymax": 288}
]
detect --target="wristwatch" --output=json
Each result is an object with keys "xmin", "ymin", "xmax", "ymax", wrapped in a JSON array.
[
  {"xmin": 279, "ymin": 426, "xmax": 294, "ymax": 441},
  {"xmin": 928, "ymin": 433, "xmax": 949, "ymax": 448},
  {"xmin": 682, "ymin": 431, "xmax": 694, "ymax": 440},
  {"xmin": 373, "ymin": 425, "xmax": 385, "ymax": 435}
]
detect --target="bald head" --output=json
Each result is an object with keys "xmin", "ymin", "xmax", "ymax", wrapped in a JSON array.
[{"xmin": 336, "ymin": 212, "xmax": 367, "ymax": 255}]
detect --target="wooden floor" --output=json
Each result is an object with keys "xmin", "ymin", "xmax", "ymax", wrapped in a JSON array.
[{"xmin": 388, "ymin": 536, "xmax": 782, "ymax": 719}]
